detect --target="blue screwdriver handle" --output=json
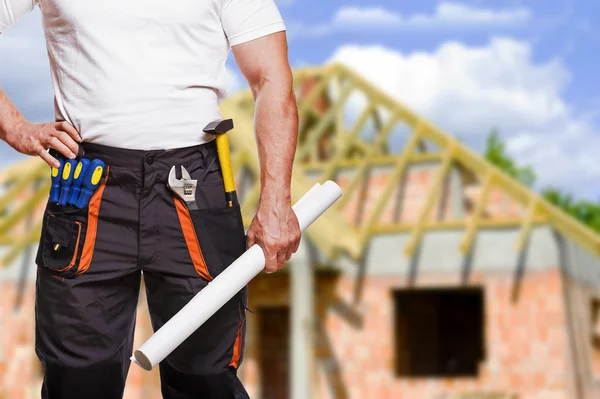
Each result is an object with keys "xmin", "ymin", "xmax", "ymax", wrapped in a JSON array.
[
  {"xmin": 67, "ymin": 158, "xmax": 91, "ymax": 205},
  {"xmin": 50, "ymin": 158, "xmax": 65, "ymax": 203},
  {"xmin": 58, "ymin": 159, "xmax": 77, "ymax": 206},
  {"xmin": 75, "ymin": 159, "xmax": 105, "ymax": 209}
]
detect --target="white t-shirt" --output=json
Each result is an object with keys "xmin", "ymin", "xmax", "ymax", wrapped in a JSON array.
[{"xmin": 0, "ymin": 0, "xmax": 286, "ymax": 150}]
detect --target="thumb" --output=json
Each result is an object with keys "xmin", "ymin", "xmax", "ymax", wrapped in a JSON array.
[{"xmin": 246, "ymin": 233, "xmax": 255, "ymax": 249}]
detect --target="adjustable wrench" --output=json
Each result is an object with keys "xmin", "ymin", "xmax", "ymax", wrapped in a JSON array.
[{"xmin": 167, "ymin": 165, "xmax": 199, "ymax": 210}]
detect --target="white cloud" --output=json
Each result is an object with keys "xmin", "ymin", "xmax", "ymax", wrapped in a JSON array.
[
  {"xmin": 335, "ymin": 3, "xmax": 531, "ymax": 28},
  {"xmin": 290, "ymin": 2, "xmax": 531, "ymax": 39},
  {"xmin": 409, "ymin": 2, "xmax": 531, "ymax": 27},
  {"xmin": 334, "ymin": 7, "xmax": 403, "ymax": 28},
  {"xmin": 327, "ymin": 39, "xmax": 600, "ymax": 199}
]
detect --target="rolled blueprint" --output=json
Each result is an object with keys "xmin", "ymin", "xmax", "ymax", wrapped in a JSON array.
[{"xmin": 132, "ymin": 180, "xmax": 342, "ymax": 371}]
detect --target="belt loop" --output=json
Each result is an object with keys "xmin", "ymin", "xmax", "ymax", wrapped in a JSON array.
[
  {"xmin": 77, "ymin": 143, "xmax": 86, "ymax": 159},
  {"xmin": 197, "ymin": 145, "xmax": 207, "ymax": 169}
]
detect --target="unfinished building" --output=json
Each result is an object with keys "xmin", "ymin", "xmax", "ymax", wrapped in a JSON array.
[{"xmin": 1, "ymin": 64, "xmax": 600, "ymax": 399}]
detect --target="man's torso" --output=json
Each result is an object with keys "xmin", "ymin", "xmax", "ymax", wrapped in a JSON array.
[
  {"xmin": 1, "ymin": 0, "xmax": 285, "ymax": 150},
  {"xmin": 40, "ymin": 0, "xmax": 228, "ymax": 150}
]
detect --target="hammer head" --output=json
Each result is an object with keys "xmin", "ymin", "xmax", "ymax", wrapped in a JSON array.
[
  {"xmin": 203, "ymin": 119, "xmax": 234, "ymax": 135},
  {"xmin": 167, "ymin": 166, "xmax": 197, "ymax": 202}
]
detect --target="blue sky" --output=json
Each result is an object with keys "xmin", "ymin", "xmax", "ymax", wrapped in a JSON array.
[
  {"xmin": 1, "ymin": 0, "xmax": 599, "ymax": 199},
  {"xmin": 272, "ymin": 0, "xmax": 599, "ymax": 110}
]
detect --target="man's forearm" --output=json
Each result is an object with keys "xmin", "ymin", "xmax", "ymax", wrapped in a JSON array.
[
  {"xmin": 253, "ymin": 75, "xmax": 298, "ymax": 204},
  {"xmin": 0, "ymin": 88, "xmax": 25, "ymax": 142}
]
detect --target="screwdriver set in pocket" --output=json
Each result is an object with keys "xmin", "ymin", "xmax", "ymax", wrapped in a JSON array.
[{"xmin": 50, "ymin": 156, "xmax": 106, "ymax": 210}]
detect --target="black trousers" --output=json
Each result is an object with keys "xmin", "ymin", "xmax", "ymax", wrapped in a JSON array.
[{"xmin": 34, "ymin": 140, "xmax": 250, "ymax": 398}]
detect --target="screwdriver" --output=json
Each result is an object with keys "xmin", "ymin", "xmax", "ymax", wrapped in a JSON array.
[
  {"xmin": 50, "ymin": 157, "xmax": 65, "ymax": 203},
  {"xmin": 52, "ymin": 159, "xmax": 76, "ymax": 251},
  {"xmin": 75, "ymin": 159, "xmax": 106, "ymax": 209},
  {"xmin": 67, "ymin": 158, "xmax": 91, "ymax": 206},
  {"xmin": 58, "ymin": 159, "xmax": 78, "ymax": 206}
]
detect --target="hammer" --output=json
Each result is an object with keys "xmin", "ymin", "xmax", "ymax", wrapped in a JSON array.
[{"xmin": 203, "ymin": 119, "xmax": 238, "ymax": 207}]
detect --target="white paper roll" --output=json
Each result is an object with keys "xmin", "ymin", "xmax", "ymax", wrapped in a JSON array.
[{"xmin": 132, "ymin": 181, "xmax": 342, "ymax": 371}]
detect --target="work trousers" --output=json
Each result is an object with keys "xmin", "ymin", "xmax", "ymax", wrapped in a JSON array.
[{"xmin": 34, "ymin": 140, "xmax": 250, "ymax": 398}]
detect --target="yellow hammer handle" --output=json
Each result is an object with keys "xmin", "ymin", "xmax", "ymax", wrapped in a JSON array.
[{"xmin": 215, "ymin": 133, "xmax": 236, "ymax": 195}]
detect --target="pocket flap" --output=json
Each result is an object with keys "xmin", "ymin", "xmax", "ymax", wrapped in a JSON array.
[{"xmin": 47, "ymin": 215, "xmax": 74, "ymax": 247}]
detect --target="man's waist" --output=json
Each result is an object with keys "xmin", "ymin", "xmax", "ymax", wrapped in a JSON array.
[{"xmin": 80, "ymin": 139, "xmax": 217, "ymax": 170}]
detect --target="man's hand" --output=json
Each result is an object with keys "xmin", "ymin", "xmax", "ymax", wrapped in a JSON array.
[
  {"xmin": 4, "ymin": 120, "xmax": 81, "ymax": 168},
  {"xmin": 246, "ymin": 198, "xmax": 301, "ymax": 273}
]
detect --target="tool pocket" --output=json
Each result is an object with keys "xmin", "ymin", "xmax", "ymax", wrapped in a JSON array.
[
  {"xmin": 174, "ymin": 197, "xmax": 246, "ymax": 281},
  {"xmin": 35, "ymin": 167, "xmax": 109, "ymax": 278},
  {"xmin": 36, "ymin": 204, "xmax": 89, "ymax": 278},
  {"xmin": 189, "ymin": 204, "xmax": 247, "ymax": 279}
]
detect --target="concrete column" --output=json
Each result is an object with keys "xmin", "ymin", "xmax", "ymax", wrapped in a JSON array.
[
  {"xmin": 290, "ymin": 240, "xmax": 315, "ymax": 399},
  {"xmin": 449, "ymin": 168, "xmax": 465, "ymax": 220}
]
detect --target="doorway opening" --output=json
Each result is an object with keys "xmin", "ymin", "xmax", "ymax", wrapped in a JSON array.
[{"xmin": 258, "ymin": 306, "xmax": 290, "ymax": 399}]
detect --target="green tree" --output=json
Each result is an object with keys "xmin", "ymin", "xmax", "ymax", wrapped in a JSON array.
[
  {"xmin": 541, "ymin": 187, "xmax": 574, "ymax": 210},
  {"xmin": 542, "ymin": 187, "xmax": 600, "ymax": 233},
  {"xmin": 484, "ymin": 129, "xmax": 536, "ymax": 187},
  {"xmin": 483, "ymin": 129, "xmax": 600, "ymax": 233}
]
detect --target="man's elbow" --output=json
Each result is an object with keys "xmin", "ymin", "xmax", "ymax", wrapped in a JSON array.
[{"xmin": 249, "ymin": 66, "xmax": 294, "ymax": 100}]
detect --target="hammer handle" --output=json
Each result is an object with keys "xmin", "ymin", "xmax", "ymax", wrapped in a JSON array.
[{"xmin": 215, "ymin": 133, "xmax": 238, "ymax": 207}]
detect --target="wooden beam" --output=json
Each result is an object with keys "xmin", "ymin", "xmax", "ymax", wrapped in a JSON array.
[
  {"xmin": 318, "ymin": 103, "xmax": 376, "ymax": 182},
  {"xmin": 240, "ymin": 183, "xmax": 261, "ymax": 219},
  {"xmin": 221, "ymin": 100, "xmax": 362, "ymax": 260},
  {"xmin": 334, "ymin": 77, "xmax": 347, "ymax": 158},
  {"xmin": 516, "ymin": 199, "xmax": 539, "ymax": 252},
  {"xmin": 1, "ymin": 219, "xmax": 42, "ymax": 267},
  {"xmin": 334, "ymin": 64, "xmax": 420, "ymax": 129},
  {"xmin": 337, "ymin": 112, "xmax": 401, "ymax": 208},
  {"xmin": 460, "ymin": 173, "xmax": 495, "ymax": 254},
  {"xmin": 372, "ymin": 216, "xmax": 549, "ymax": 234},
  {"xmin": 332, "ymin": 63, "xmax": 600, "ymax": 259},
  {"xmin": 296, "ymin": 82, "xmax": 354, "ymax": 161},
  {"xmin": 359, "ymin": 125, "xmax": 422, "ymax": 243},
  {"xmin": 296, "ymin": 71, "xmax": 334, "ymax": 121},
  {"xmin": 0, "ymin": 169, "xmax": 47, "ymax": 212},
  {"xmin": 404, "ymin": 145, "xmax": 456, "ymax": 256},
  {"xmin": 0, "ymin": 181, "xmax": 49, "ymax": 236},
  {"xmin": 230, "ymin": 151, "xmax": 247, "ymax": 176},
  {"xmin": 0, "ymin": 158, "xmax": 46, "ymax": 185},
  {"xmin": 302, "ymin": 152, "xmax": 444, "ymax": 172}
]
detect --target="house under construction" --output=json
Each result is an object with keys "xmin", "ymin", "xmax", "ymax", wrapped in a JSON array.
[{"xmin": 1, "ymin": 63, "xmax": 600, "ymax": 399}]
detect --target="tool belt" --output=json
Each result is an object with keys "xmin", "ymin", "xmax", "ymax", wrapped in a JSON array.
[
  {"xmin": 35, "ymin": 148, "xmax": 109, "ymax": 278},
  {"xmin": 35, "ymin": 119, "xmax": 237, "ymax": 280}
]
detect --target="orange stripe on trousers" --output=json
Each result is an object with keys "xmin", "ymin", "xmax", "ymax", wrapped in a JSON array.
[
  {"xmin": 174, "ymin": 198, "xmax": 213, "ymax": 282},
  {"xmin": 76, "ymin": 166, "xmax": 110, "ymax": 276},
  {"xmin": 228, "ymin": 312, "xmax": 243, "ymax": 368}
]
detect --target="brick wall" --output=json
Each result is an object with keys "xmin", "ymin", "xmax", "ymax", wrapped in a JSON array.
[
  {"xmin": 0, "ymin": 161, "xmax": 582, "ymax": 398},
  {"xmin": 0, "ymin": 282, "xmax": 162, "ymax": 399},
  {"xmin": 0, "ymin": 282, "xmax": 39, "ymax": 399},
  {"xmin": 337, "ymin": 164, "xmax": 525, "ymax": 228},
  {"xmin": 240, "ymin": 270, "xmax": 572, "ymax": 399},
  {"xmin": 0, "ymin": 269, "xmax": 582, "ymax": 399},
  {"xmin": 563, "ymin": 279, "xmax": 600, "ymax": 399}
]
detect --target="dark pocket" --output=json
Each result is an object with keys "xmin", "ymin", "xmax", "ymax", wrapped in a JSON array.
[
  {"xmin": 195, "ymin": 179, "xmax": 228, "ymax": 211},
  {"xmin": 36, "ymin": 203, "xmax": 89, "ymax": 278},
  {"xmin": 189, "ymin": 151, "xmax": 227, "ymax": 210},
  {"xmin": 189, "ymin": 204, "xmax": 246, "ymax": 279}
]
